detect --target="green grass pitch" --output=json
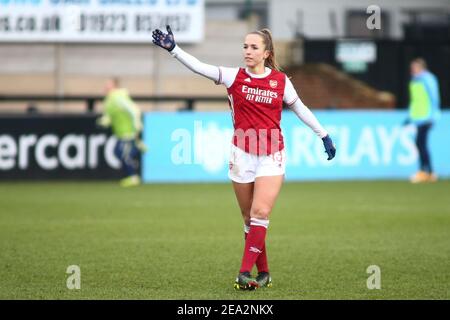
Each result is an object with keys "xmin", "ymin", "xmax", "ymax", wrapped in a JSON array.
[{"xmin": 0, "ymin": 180, "xmax": 449, "ymax": 299}]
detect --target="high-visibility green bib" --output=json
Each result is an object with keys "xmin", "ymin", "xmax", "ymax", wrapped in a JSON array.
[
  {"xmin": 103, "ymin": 89, "xmax": 140, "ymax": 139},
  {"xmin": 409, "ymin": 82, "xmax": 430, "ymax": 120}
]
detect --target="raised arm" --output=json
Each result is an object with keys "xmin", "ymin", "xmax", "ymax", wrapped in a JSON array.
[
  {"xmin": 170, "ymin": 46, "xmax": 222, "ymax": 83},
  {"xmin": 152, "ymin": 25, "xmax": 221, "ymax": 83}
]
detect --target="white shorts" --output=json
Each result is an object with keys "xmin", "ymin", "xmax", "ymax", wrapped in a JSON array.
[{"xmin": 228, "ymin": 144, "xmax": 286, "ymax": 183}]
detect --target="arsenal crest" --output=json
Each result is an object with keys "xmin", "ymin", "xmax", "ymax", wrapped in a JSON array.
[{"xmin": 269, "ymin": 80, "xmax": 277, "ymax": 88}]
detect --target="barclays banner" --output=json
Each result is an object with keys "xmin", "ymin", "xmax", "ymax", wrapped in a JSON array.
[{"xmin": 142, "ymin": 111, "xmax": 450, "ymax": 182}]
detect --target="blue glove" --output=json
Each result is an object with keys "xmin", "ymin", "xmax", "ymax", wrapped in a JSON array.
[
  {"xmin": 322, "ymin": 135, "xmax": 336, "ymax": 161},
  {"xmin": 152, "ymin": 25, "xmax": 176, "ymax": 52}
]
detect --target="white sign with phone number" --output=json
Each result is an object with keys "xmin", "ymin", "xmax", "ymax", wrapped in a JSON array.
[{"xmin": 0, "ymin": 0, "xmax": 204, "ymax": 43}]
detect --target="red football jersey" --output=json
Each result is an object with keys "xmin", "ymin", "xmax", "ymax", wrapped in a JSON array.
[{"xmin": 227, "ymin": 68, "xmax": 286, "ymax": 155}]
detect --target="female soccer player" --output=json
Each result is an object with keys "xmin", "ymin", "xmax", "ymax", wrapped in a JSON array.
[{"xmin": 152, "ymin": 26, "xmax": 336, "ymax": 290}]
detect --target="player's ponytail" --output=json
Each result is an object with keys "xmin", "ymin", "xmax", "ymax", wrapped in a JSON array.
[{"xmin": 250, "ymin": 28, "xmax": 281, "ymax": 71}]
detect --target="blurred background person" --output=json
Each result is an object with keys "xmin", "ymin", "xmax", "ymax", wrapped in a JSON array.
[
  {"xmin": 97, "ymin": 77, "xmax": 146, "ymax": 187},
  {"xmin": 405, "ymin": 58, "xmax": 441, "ymax": 183}
]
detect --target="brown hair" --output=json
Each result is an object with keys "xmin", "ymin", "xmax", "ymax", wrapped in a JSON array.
[{"xmin": 249, "ymin": 28, "xmax": 281, "ymax": 71}]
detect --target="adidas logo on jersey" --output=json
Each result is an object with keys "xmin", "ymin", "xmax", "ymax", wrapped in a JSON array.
[{"xmin": 244, "ymin": 78, "xmax": 251, "ymax": 83}]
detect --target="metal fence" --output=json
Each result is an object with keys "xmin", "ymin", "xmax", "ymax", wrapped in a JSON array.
[{"xmin": 0, "ymin": 95, "xmax": 229, "ymax": 113}]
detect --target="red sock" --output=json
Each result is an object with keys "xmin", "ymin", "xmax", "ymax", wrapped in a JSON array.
[
  {"xmin": 256, "ymin": 242, "xmax": 269, "ymax": 273},
  {"xmin": 245, "ymin": 230, "xmax": 269, "ymax": 273},
  {"xmin": 240, "ymin": 218, "xmax": 269, "ymax": 273}
]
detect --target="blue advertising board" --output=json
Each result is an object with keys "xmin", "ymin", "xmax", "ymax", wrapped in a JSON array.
[{"xmin": 142, "ymin": 110, "xmax": 450, "ymax": 182}]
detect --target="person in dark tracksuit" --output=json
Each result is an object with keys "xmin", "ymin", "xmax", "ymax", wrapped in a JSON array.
[
  {"xmin": 97, "ymin": 78, "xmax": 146, "ymax": 187},
  {"xmin": 405, "ymin": 58, "xmax": 441, "ymax": 183}
]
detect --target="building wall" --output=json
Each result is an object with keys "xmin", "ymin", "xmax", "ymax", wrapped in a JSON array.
[
  {"xmin": 0, "ymin": 0, "xmax": 448, "ymax": 113},
  {"xmin": 0, "ymin": 19, "xmax": 252, "ymax": 112},
  {"xmin": 269, "ymin": 0, "xmax": 450, "ymax": 40}
]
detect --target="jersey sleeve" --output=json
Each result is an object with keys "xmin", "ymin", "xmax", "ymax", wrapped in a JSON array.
[
  {"xmin": 284, "ymin": 76, "xmax": 328, "ymax": 138},
  {"xmin": 216, "ymin": 67, "xmax": 240, "ymax": 88},
  {"xmin": 103, "ymin": 96, "xmax": 113, "ymax": 117},
  {"xmin": 283, "ymin": 75, "xmax": 300, "ymax": 106}
]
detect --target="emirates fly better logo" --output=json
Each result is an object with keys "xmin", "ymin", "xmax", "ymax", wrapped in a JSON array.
[{"xmin": 241, "ymin": 85, "xmax": 278, "ymax": 104}]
